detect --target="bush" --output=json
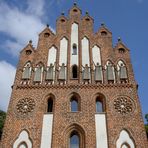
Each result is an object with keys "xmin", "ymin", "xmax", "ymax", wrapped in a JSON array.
[
  {"xmin": 145, "ymin": 125, "xmax": 148, "ymax": 138},
  {"xmin": 0, "ymin": 110, "xmax": 6, "ymax": 140},
  {"xmin": 145, "ymin": 114, "xmax": 148, "ymax": 138}
]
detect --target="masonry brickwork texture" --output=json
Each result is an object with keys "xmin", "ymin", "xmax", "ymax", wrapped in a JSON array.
[{"xmin": 1, "ymin": 4, "xmax": 148, "ymax": 148}]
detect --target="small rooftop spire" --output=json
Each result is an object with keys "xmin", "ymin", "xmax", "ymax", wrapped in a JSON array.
[
  {"xmin": 74, "ymin": 2, "xmax": 77, "ymax": 6},
  {"xmin": 101, "ymin": 22, "xmax": 105, "ymax": 27},
  {"xmin": 29, "ymin": 40, "xmax": 32, "ymax": 44},
  {"xmin": 61, "ymin": 11, "xmax": 65, "ymax": 16},
  {"xmin": 118, "ymin": 37, "xmax": 122, "ymax": 42},
  {"xmin": 86, "ymin": 11, "xmax": 89, "ymax": 15},
  {"xmin": 46, "ymin": 24, "xmax": 49, "ymax": 27}
]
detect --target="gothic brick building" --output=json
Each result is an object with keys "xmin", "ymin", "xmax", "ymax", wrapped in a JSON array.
[{"xmin": 1, "ymin": 3, "xmax": 148, "ymax": 148}]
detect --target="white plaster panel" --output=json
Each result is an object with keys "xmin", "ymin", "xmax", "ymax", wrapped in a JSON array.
[
  {"xmin": 81, "ymin": 37, "xmax": 90, "ymax": 66},
  {"xmin": 47, "ymin": 46, "xmax": 57, "ymax": 66},
  {"xmin": 70, "ymin": 23, "xmax": 78, "ymax": 66},
  {"xmin": 13, "ymin": 130, "xmax": 32, "ymax": 148},
  {"xmin": 59, "ymin": 37, "xmax": 68, "ymax": 65},
  {"xmin": 116, "ymin": 130, "xmax": 135, "ymax": 148},
  {"xmin": 92, "ymin": 45, "xmax": 101, "ymax": 65},
  {"xmin": 40, "ymin": 114, "xmax": 53, "ymax": 148},
  {"xmin": 95, "ymin": 114, "xmax": 108, "ymax": 148}
]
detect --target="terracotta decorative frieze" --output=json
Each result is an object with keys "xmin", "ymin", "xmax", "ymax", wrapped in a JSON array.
[
  {"xmin": 16, "ymin": 98, "xmax": 35, "ymax": 115},
  {"xmin": 114, "ymin": 97, "xmax": 134, "ymax": 115}
]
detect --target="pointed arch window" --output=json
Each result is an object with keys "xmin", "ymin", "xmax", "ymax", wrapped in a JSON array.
[
  {"xmin": 106, "ymin": 61, "xmax": 115, "ymax": 83},
  {"xmin": 121, "ymin": 143, "xmax": 131, "ymax": 148},
  {"xmin": 117, "ymin": 60, "xmax": 128, "ymax": 83},
  {"xmin": 34, "ymin": 63, "xmax": 43, "ymax": 82},
  {"xmin": 65, "ymin": 124, "xmax": 85, "ymax": 148},
  {"xmin": 46, "ymin": 63, "xmax": 54, "ymax": 81},
  {"xmin": 96, "ymin": 97, "xmax": 103, "ymax": 112},
  {"xmin": 70, "ymin": 131, "xmax": 80, "ymax": 148},
  {"xmin": 18, "ymin": 142, "xmax": 28, "ymax": 148},
  {"xmin": 22, "ymin": 62, "xmax": 31, "ymax": 80},
  {"xmin": 13, "ymin": 130, "xmax": 32, "ymax": 148},
  {"xmin": 72, "ymin": 65, "xmax": 78, "ymax": 78},
  {"xmin": 71, "ymin": 96, "xmax": 79, "ymax": 112},
  {"xmin": 72, "ymin": 44, "xmax": 77, "ymax": 55},
  {"xmin": 47, "ymin": 98, "xmax": 53, "ymax": 113},
  {"xmin": 94, "ymin": 63, "xmax": 103, "ymax": 83},
  {"xmin": 116, "ymin": 130, "xmax": 135, "ymax": 148}
]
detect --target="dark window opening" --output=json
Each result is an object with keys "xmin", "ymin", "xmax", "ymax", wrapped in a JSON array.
[
  {"xmin": 73, "ymin": 9, "xmax": 78, "ymax": 12},
  {"xmin": 18, "ymin": 142, "xmax": 28, "ymax": 148},
  {"xmin": 71, "ymin": 96, "xmax": 78, "ymax": 112},
  {"xmin": 101, "ymin": 31, "xmax": 107, "ymax": 36},
  {"xmin": 72, "ymin": 65, "xmax": 78, "ymax": 78},
  {"xmin": 70, "ymin": 131, "xmax": 79, "ymax": 148},
  {"xmin": 121, "ymin": 143, "xmax": 131, "ymax": 148},
  {"xmin": 44, "ymin": 32, "xmax": 50, "ymax": 38},
  {"xmin": 61, "ymin": 19, "xmax": 65, "ymax": 23},
  {"xmin": 118, "ymin": 48, "xmax": 125, "ymax": 54},
  {"xmin": 72, "ymin": 44, "xmax": 77, "ymax": 55},
  {"xmin": 85, "ymin": 18, "xmax": 90, "ymax": 21},
  {"xmin": 47, "ymin": 98, "xmax": 53, "ymax": 113},
  {"xmin": 96, "ymin": 97, "xmax": 103, "ymax": 112},
  {"xmin": 26, "ymin": 50, "xmax": 32, "ymax": 55}
]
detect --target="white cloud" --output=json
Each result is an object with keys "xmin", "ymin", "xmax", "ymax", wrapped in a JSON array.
[
  {"xmin": 26, "ymin": 0, "xmax": 45, "ymax": 17},
  {"xmin": 0, "ymin": 1, "xmax": 45, "ymax": 57},
  {"xmin": 0, "ymin": 61, "xmax": 16, "ymax": 111},
  {"xmin": 0, "ymin": 0, "xmax": 55, "ymax": 112},
  {"xmin": 2, "ymin": 40, "xmax": 23, "ymax": 57}
]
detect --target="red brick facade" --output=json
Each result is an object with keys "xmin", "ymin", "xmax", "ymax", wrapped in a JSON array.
[{"xmin": 1, "ymin": 4, "xmax": 148, "ymax": 148}]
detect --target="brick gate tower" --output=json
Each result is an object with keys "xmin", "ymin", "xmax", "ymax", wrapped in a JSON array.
[{"xmin": 1, "ymin": 3, "xmax": 148, "ymax": 148}]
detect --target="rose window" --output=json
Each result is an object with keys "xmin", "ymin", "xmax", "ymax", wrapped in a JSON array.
[
  {"xmin": 16, "ymin": 98, "xmax": 35, "ymax": 115},
  {"xmin": 114, "ymin": 97, "xmax": 133, "ymax": 115}
]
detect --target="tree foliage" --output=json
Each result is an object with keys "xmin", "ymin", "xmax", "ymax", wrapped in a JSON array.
[
  {"xmin": 0, "ymin": 110, "xmax": 6, "ymax": 140},
  {"xmin": 145, "ymin": 114, "xmax": 148, "ymax": 124},
  {"xmin": 145, "ymin": 114, "xmax": 148, "ymax": 138}
]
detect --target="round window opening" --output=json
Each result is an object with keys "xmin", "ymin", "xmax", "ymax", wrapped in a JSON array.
[
  {"xmin": 114, "ymin": 97, "xmax": 134, "ymax": 115},
  {"xmin": 16, "ymin": 98, "xmax": 35, "ymax": 115}
]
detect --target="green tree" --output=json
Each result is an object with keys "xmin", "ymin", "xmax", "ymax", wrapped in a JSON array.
[
  {"xmin": 145, "ymin": 114, "xmax": 148, "ymax": 138},
  {"xmin": 0, "ymin": 110, "xmax": 6, "ymax": 140},
  {"xmin": 145, "ymin": 114, "xmax": 148, "ymax": 124}
]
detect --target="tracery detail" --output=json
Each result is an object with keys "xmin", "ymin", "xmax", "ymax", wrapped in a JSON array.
[
  {"xmin": 114, "ymin": 97, "xmax": 133, "ymax": 115},
  {"xmin": 16, "ymin": 98, "xmax": 35, "ymax": 115}
]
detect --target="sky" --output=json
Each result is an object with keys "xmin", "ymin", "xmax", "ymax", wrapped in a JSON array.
[{"xmin": 0, "ymin": 0, "xmax": 148, "ymax": 121}]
